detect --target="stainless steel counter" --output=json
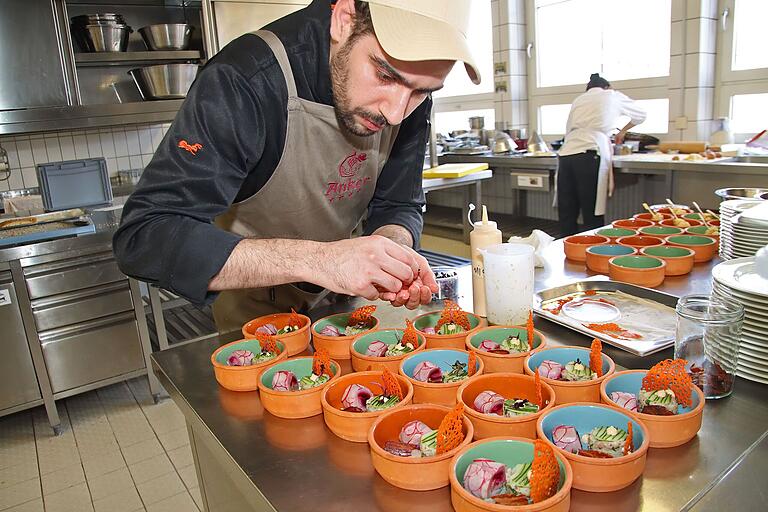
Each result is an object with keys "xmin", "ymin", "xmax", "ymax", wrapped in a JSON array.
[{"xmin": 151, "ymin": 239, "xmax": 768, "ymax": 512}]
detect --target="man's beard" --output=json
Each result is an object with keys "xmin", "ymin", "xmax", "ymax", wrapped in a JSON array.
[{"xmin": 330, "ymin": 40, "xmax": 388, "ymax": 137}]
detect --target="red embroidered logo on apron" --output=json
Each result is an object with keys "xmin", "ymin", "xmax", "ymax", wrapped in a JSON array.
[
  {"xmin": 325, "ymin": 151, "xmax": 372, "ymax": 203},
  {"xmin": 178, "ymin": 140, "xmax": 203, "ymax": 155}
]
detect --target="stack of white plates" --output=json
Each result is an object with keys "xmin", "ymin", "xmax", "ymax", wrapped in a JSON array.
[
  {"xmin": 711, "ymin": 257, "xmax": 768, "ymax": 384},
  {"xmin": 719, "ymin": 199, "xmax": 768, "ymax": 259}
]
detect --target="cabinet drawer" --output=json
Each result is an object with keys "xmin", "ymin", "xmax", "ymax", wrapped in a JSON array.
[
  {"xmin": 24, "ymin": 253, "xmax": 125, "ymax": 299},
  {"xmin": 32, "ymin": 281, "xmax": 134, "ymax": 332},
  {"xmin": 40, "ymin": 313, "xmax": 144, "ymax": 394}
]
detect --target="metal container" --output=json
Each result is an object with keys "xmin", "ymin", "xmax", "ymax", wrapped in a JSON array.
[
  {"xmin": 73, "ymin": 24, "xmax": 132, "ymax": 52},
  {"xmin": 129, "ymin": 64, "xmax": 199, "ymax": 100},
  {"xmin": 715, "ymin": 187, "xmax": 768, "ymax": 201},
  {"xmin": 139, "ymin": 24, "xmax": 193, "ymax": 51},
  {"xmin": 468, "ymin": 116, "xmax": 484, "ymax": 130}
]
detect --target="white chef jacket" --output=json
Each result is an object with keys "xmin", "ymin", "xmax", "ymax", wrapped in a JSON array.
[{"xmin": 558, "ymin": 88, "xmax": 647, "ymax": 215}]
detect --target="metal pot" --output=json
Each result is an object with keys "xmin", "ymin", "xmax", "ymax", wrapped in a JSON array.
[
  {"xmin": 468, "ymin": 116, "xmax": 485, "ymax": 130},
  {"xmin": 129, "ymin": 64, "xmax": 199, "ymax": 100},
  {"xmin": 74, "ymin": 24, "xmax": 132, "ymax": 52},
  {"xmin": 139, "ymin": 24, "xmax": 194, "ymax": 51},
  {"xmin": 715, "ymin": 187, "xmax": 768, "ymax": 201}
]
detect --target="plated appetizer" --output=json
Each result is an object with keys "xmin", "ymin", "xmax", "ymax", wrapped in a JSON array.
[
  {"xmin": 472, "ymin": 372, "xmax": 543, "ymax": 418},
  {"xmin": 413, "ymin": 301, "xmax": 484, "ymax": 350},
  {"xmin": 227, "ymin": 334, "xmax": 281, "ymax": 366},
  {"xmin": 552, "ymin": 423, "xmax": 633, "ymax": 458},
  {"xmin": 366, "ymin": 320, "xmax": 420, "ymax": 357},
  {"xmin": 382, "ymin": 403, "xmax": 466, "ymax": 458},
  {"xmin": 421, "ymin": 300, "xmax": 471, "ymax": 336},
  {"xmin": 609, "ymin": 359, "xmax": 693, "ymax": 416},
  {"xmin": 413, "ymin": 352, "xmax": 478, "ymax": 384},
  {"xmin": 211, "ymin": 335, "xmax": 287, "ymax": 392},
  {"xmin": 312, "ymin": 305, "xmax": 381, "ymax": 359},
  {"xmin": 461, "ymin": 440, "xmax": 561, "ymax": 506},
  {"xmin": 271, "ymin": 349, "xmax": 334, "ymax": 392},
  {"xmin": 255, "ymin": 308, "xmax": 304, "ymax": 336},
  {"xmin": 340, "ymin": 368, "xmax": 404, "ymax": 413},
  {"xmin": 319, "ymin": 305, "xmax": 378, "ymax": 337},
  {"xmin": 537, "ymin": 339, "xmax": 604, "ymax": 382}
]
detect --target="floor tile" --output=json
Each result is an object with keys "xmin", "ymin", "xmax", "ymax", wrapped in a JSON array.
[
  {"xmin": 0, "ymin": 461, "xmax": 38, "ymax": 491},
  {"xmin": 176, "ymin": 465, "xmax": 199, "ymax": 491},
  {"xmin": 156, "ymin": 428, "xmax": 189, "ymax": 453},
  {"xmin": 41, "ymin": 463, "xmax": 85, "ymax": 496},
  {"xmin": 87, "ymin": 467, "xmax": 134, "ymax": 501},
  {"xmin": 82, "ymin": 451, "xmax": 126, "ymax": 481},
  {"xmin": 128, "ymin": 454, "xmax": 174, "ymax": 486},
  {"xmin": 166, "ymin": 445, "xmax": 193, "ymax": 472},
  {"xmin": 120, "ymin": 438, "xmax": 164, "ymax": 466},
  {"xmin": 0, "ymin": 479, "xmax": 41, "ymax": 510},
  {"xmin": 136, "ymin": 472, "xmax": 184, "ymax": 506},
  {"xmin": 3, "ymin": 498, "xmax": 43, "ymax": 512},
  {"xmin": 43, "ymin": 482, "xmax": 93, "ymax": 512},
  {"xmin": 92, "ymin": 486, "xmax": 143, "ymax": 512},
  {"xmin": 145, "ymin": 491, "xmax": 198, "ymax": 512},
  {"xmin": 142, "ymin": 403, "xmax": 185, "ymax": 436},
  {"xmin": 188, "ymin": 486, "xmax": 203, "ymax": 510}
]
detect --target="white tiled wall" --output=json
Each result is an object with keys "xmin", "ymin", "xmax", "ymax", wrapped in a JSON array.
[{"xmin": 0, "ymin": 123, "xmax": 171, "ymax": 192}]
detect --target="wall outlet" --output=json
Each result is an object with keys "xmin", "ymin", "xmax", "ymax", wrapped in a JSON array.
[
  {"xmin": 674, "ymin": 116, "xmax": 688, "ymax": 130},
  {"xmin": 517, "ymin": 175, "xmax": 544, "ymax": 188}
]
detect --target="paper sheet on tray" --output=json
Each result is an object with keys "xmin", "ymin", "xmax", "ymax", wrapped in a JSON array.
[{"xmin": 557, "ymin": 291, "xmax": 677, "ymax": 344}]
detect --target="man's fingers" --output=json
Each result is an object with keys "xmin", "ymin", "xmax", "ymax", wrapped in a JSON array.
[
  {"xmin": 405, "ymin": 282, "xmax": 421, "ymax": 309},
  {"xmin": 419, "ymin": 284, "xmax": 433, "ymax": 305}
]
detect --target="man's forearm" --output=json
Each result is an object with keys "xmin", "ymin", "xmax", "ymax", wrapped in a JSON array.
[
  {"xmin": 208, "ymin": 238, "xmax": 318, "ymax": 291},
  {"xmin": 372, "ymin": 224, "xmax": 414, "ymax": 248}
]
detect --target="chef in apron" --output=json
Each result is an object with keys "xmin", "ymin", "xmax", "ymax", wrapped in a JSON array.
[
  {"xmin": 113, "ymin": 0, "xmax": 481, "ymax": 334},
  {"xmin": 555, "ymin": 74, "xmax": 646, "ymax": 236}
]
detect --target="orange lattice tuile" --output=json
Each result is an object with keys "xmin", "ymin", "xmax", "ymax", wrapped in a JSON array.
[
  {"xmin": 467, "ymin": 352, "xmax": 477, "ymax": 377},
  {"xmin": 642, "ymin": 359, "xmax": 693, "ymax": 408},
  {"xmin": 534, "ymin": 370, "xmax": 543, "ymax": 407},
  {"xmin": 530, "ymin": 439, "xmax": 560, "ymax": 503},
  {"xmin": 348, "ymin": 305, "xmax": 376, "ymax": 326},
  {"xmin": 436, "ymin": 403, "xmax": 465, "ymax": 455},
  {"xmin": 401, "ymin": 319, "xmax": 420, "ymax": 347},
  {"xmin": 381, "ymin": 368, "xmax": 403, "ymax": 400},
  {"xmin": 435, "ymin": 300, "xmax": 471, "ymax": 331},
  {"xmin": 254, "ymin": 332, "xmax": 279, "ymax": 355},
  {"xmin": 287, "ymin": 308, "xmax": 302, "ymax": 328},
  {"xmin": 526, "ymin": 311, "xmax": 535, "ymax": 347},
  {"xmin": 623, "ymin": 422, "xmax": 633, "ymax": 456},
  {"xmin": 589, "ymin": 338, "xmax": 603, "ymax": 377},
  {"xmin": 312, "ymin": 348, "xmax": 332, "ymax": 377}
]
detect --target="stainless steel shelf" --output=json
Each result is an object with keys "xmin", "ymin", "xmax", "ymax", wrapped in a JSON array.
[
  {"xmin": 74, "ymin": 50, "xmax": 202, "ymax": 67},
  {"xmin": 0, "ymin": 100, "xmax": 183, "ymax": 135}
]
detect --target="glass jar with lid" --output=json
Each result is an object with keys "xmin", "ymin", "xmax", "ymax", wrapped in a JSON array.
[{"xmin": 675, "ymin": 294, "xmax": 744, "ymax": 399}]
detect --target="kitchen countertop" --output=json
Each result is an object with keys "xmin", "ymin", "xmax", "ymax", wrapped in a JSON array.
[{"xmin": 151, "ymin": 238, "xmax": 768, "ymax": 512}]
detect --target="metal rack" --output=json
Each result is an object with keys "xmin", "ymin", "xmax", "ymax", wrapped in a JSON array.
[
  {"xmin": 144, "ymin": 285, "xmax": 218, "ymax": 350},
  {"xmin": 74, "ymin": 50, "xmax": 202, "ymax": 66}
]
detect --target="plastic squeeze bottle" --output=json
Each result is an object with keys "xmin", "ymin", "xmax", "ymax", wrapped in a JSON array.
[{"xmin": 470, "ymin": 204, "xmax": 502, "ymax": 317}]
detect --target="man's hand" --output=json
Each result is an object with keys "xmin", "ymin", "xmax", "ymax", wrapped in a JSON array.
[
  {"xmin": 614, "ymin": 130, "xmax": 626, "ymax": 144},
  {"xmin": 310, "ymin": 235, "xmax": 420, "ymax": 301},
  {"xmin": 386, "ymin": 247, "xmax": 438, "ymax": 309}
]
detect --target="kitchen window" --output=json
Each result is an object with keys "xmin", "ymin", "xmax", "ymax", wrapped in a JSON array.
[
  {"xmin": 537, "ymin": 98, "xmax": 669, "ymax": 136},
  {"xmin": 531, "ymin": 0, "xmax": 671, "ymax": 89}
]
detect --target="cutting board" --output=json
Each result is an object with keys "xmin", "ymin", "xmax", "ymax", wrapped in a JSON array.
[
  {"xmin": 423, "ymin": 163, "xmax": 489, "ymax": 179},
  {"xmin": 657, "ymin": 141, "xmax": 708, "ymax": 154}
]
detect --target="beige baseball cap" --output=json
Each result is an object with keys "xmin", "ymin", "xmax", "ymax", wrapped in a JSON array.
[{"xmin": 366, "ymin": 0, "xmax": 481, "ymax": 84}]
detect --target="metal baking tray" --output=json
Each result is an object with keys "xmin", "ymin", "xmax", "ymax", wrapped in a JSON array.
[{"xmin": 534, "ymin": 280, "xmax": 680, "ymax": 356}]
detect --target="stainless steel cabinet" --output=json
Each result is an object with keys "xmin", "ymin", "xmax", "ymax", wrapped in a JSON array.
[
  {"xmin": 0, "ymin": 271, "xmax": 41, "ymax": 412},
  {"xmin": 0, "ymin": 0, "xmax": 73, "ymax": 110}
]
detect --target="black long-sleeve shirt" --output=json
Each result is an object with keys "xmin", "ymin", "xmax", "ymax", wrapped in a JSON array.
[{"xmin": 113, "ymin": 0, "xmax": 430, "ymax": 306}]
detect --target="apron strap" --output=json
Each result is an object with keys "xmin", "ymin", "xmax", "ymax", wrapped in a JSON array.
[{"xmin": 254, "ymin": 30, "xmax": 298, "ymax": 98}]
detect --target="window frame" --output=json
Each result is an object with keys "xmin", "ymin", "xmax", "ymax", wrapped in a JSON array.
[{"xmin": 717, "ymin": 0, "xmax": 768, "ymax": 83}]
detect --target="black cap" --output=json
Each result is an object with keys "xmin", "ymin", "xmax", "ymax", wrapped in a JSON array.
[{"xmin": 586, "ymin": 73, "xmax": 611, "ymax": 91}]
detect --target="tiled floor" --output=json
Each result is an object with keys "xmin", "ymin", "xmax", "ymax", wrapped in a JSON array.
[{"xmin": 0, "ymin": 378, "xmax": 202, "ymax": 512}]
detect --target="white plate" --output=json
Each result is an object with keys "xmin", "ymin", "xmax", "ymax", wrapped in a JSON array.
[
  {"xmin": 736, "ymin": 368, "xmax": 768, "ymax": 385},
  {"xmin": 712, "ymin": 282, "xmax": 768, "ymax": 312},
  {"xmin": 561, "ymin": 298, "xmax": 621, "ymax": 323},
  {"xmin": 712, "ymin": 258, "xmax": 768, "ymax": 298}
]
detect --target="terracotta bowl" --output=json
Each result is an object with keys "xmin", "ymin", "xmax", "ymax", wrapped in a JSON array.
[
  {"xmin": 585, "ymin": 244, "xmax": 636, "ymax": 274},
  {"xmin": 412, "ymin": 311, "xmax": 485, "ymax": 350},
  {"xmin": 465, "ymin": 326, "xmax": 547, "ymax": 374},
  {"xmin": 311, "ymin": 312, "xmax": 380, "ymax": 360},
  {"xmin": 640, "ymin": 246, "xmax": 695, "ymax": 276},
  {"xmin": 258, "ymin": 357, "xmax": 341, "ymax": 419},
  {"xmin": 350, "ymin": 329, "xmax": 427, "ymax": 373},
  {"xmin": 683, "ymin": 213, "xmax": 718, "ymax": 222},
  {"xmin": 686, "ymin": 225, "xmax": 720, "ymax": 242},
  {"xmin": 321, "ymin": 370, "xmax": 413, "ymax": 442},
  {"xmin": 600, "ymin": 370, "xmax": 705, "ymax": 448},
  {"xmin": 242, "ymin": 312, "xmax": 311, "ymax": 356},
  {"xmin": 633, "ymin": 212, "xmax": 673, "ymax": 224},
  {"xmin": 612, "ymin": 218, "xmax": 653, "ymax": 230},
  {"xmin": 449, "ymin": 437, "xmax": 573, "ymax": 512},
  {"xmin": 400, "ymin": 349, "xmax": 484, "ymax": 406},
  {"xmin": 524, "ymin": 346, "xmax": 615, "ymax": 404},
  {"xmin": 211, "ymin": 339, "xmax": 288, "ymax": 392},
  {"xmin": 665, "ymin": 235, "xmax": 718, "ymax": 263},
  {"xmin": 537, "ymin": 403, "xmax": 649, "ymax": 492},
  {"xmin": 608, "ymin": 255, "xmax": 666, "ymax": 288},
  {"xmin": 652, "ymin": 205, "xmax": 692, "ymax": 215},
  {"xmin": 638, "ymin": 225, "xmax": 684, "ymax": 238},
  {"xmin": 616, "ymin": 235, "xmax": 665, "ymax": 250},
  {"xmin": 563, "ymin": 235, "xmax": 609, "ymax": 262},
  {"xmin": 457, "ymin": 372, "xmax": 556, "ymax": 440},
  {"xmin": 595, "ymin": 227, "xmax": 637, "ymax": 243},
  {"xmin": 368, "ymin": 404, "xmax": 474, "ymax": 491},
  {"xmin": 660, "ymin": 218, "xmax": 703, "ymax": 229}
]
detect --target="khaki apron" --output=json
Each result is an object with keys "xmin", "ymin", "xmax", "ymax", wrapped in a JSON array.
[{"xmin": 212, "ymin": 30, "xmax": 400, "ymax": 334}]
